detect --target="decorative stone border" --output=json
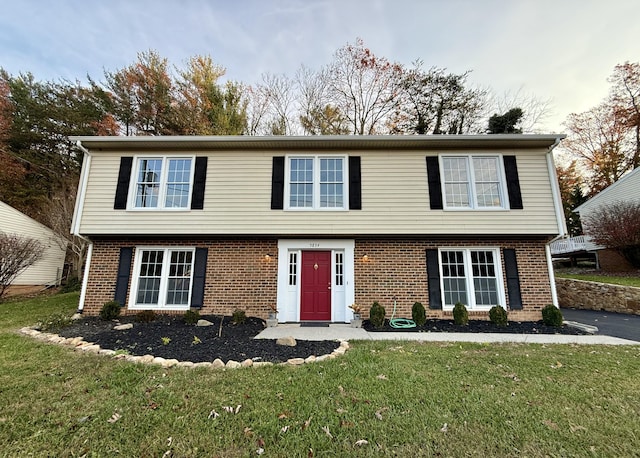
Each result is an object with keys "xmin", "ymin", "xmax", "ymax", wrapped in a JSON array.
[{"xmin": 18, "ymin": 327, "xmax": 350, "ymax": 369}]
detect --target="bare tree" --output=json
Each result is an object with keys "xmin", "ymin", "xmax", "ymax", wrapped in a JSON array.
[
  {"xmin": 0, "ymin": 233, "xmax": 43, "ymax": 300},
  {"xmin": 487, "ymin": 88, "xmax": 553, "ymax": 133}
]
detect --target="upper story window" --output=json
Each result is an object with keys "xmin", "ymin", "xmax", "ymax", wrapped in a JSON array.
[
  {"xmin": 133, "ymin": 157, "xmax": 194, "ymax": 209},
  {"xmin": 287, "ymin": 156, "xmax": 346, "ymax": 210},
  {"xmin": 441, "ymin": 156, "xmax": 506, "ymax": 209}
]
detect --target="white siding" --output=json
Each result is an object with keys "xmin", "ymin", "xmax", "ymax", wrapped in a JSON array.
[
  {"xmin": 77, "ymin": 148, "xmax": 560, "ymax": 237},
  {"xmin": 577, "ymin": 167, "xmax": 640, "ymax": 219},
  {"xmin": 0, "ymin": 202, "xmax": 67, "ymax": 285}
]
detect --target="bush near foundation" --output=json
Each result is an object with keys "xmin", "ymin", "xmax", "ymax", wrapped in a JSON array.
[
  {"xmin": 99, "ymin": 301, "xmax": 121, "ymax": 321},
  {"xmin": 453, "ymin": 302, "xmax": 469, "ymax": 326},
  {"xmin": 542, "ymin": 304, "xmax": 563, "ymax": 327},
  {"xmin": 369, "ymin": 301, "xmax": 386, "ymax": 328},
  {"xmin": 489, "ymin": 305, "xmax": 508, "ymax": 327},
  {"xmin": 412, "ymin": 302, "xmax": 426, "ymax": 326}
]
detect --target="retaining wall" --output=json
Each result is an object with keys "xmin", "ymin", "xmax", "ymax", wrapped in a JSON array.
[{"xmin": 556, "ymin": 278, "xmax": 640, "ymax": 315}]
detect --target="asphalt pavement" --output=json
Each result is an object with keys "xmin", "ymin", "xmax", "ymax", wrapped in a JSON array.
[{"xmin": 561, "ymin": 308, "xmax": 640, "ymax": 342}]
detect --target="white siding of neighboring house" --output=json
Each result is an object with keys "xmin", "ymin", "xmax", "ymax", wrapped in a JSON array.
[
  {"xmin": 77, "ymin": 148, "xmax": 560, "ymax": 237},
  {"xmin": 576, "ymin": 167, "xmax": 640, "ymax": 251},
  {"xmin": 0, "ymin": 202, "xmax": 67, "ymax": 285}
]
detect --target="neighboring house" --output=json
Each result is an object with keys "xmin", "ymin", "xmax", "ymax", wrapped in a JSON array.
[
  {"xmin": 574, "ymin": 167, "xmax": 640, "ymax": 270},
  {"xmin": 0, "ymin": 201, "xmax": 67, "ymax": 287},
  {"xmin": 70, "ymin": 135, "xmax": 566, "ymax": 322}
]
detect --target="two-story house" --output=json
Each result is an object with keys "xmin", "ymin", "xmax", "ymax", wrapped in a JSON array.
[{"xmin": 70, "ymin": 135, "xmax": 565, "ymax": 322}]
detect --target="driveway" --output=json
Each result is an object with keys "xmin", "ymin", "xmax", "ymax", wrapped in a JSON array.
[{"xmin": 562, "ymin": 308, "xmax": 640, "ymax": 342}]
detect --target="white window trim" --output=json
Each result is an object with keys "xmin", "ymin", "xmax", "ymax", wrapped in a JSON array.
[
  {"xmin": 438, "ymin": 247, "xmax": 506, "ymax": 311},
  {"xmin": 439, "ymin": 154, "xmax": 509, "ymax": 211},
  {"xmin": 128, "ymin": 155, "xmax": 196, "ymax": 211},
  {"xmin": 128, "ymin": 246, "xmax": 195, "ymax": 311},
  {"xmin": 284, "ymin": 155, "xmax": 349, "ymax": 211}
]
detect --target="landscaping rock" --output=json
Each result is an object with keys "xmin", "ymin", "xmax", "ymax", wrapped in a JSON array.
[
  {"xmin": 226, "ymin": 360, "xmax": 242, "ymax": 369},
  {"xmin": 212, "ymin": 358, "xmax": 225, "ymax": 368},
  {"xmin": 287, "ymin": 357, "xmax": 305, "ymax": 365},
  {"xmin": 114, "ymin": 323, "xmax": 133, "ymax": 330},
  {"xmin": 241, "ymin": 359, "xmax": 254, "ymax": 368},
  {"xmin": 196, "ymin": 319, "xmax": 214, "ymax": 327},
  {"xmin": 276, "ymin": 336, "xmax": 297, "ymax": 347}
]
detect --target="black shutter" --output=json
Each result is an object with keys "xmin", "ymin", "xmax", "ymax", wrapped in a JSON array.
[
  {"xmin": 190, "ymin": 247, "xmax": 208, "ymax": 309},
  {"xmin": 503, "ymin": 248, "xmax": 522, "ymax": 310},
  {"xmin": 426, "ymin": 249, "xmax": 442, "ymax": 309},
  {"xmin": 271, "ymin": 156, "xmax": 285, "ymax": 210},
  {"xmin": 114, "ymin": 157, "xmax": 133, "ymax": 209},
  {"xmin": 114, "ymin": 247, "xmax": 133, "ymax": 307},
  {"xmin": 348, "ymin": 156, "xmax": 362, "ymax": 210},
  {"xmin": 191, "ymin": 156, "xmax": 208, "ymax": 210},
  {"xmin": 426, "ymin": 157, "xmax": 443, "ymax": 210},
  {"xmin": 503, "ymin": 156, "xmax": 523, "ymax": 210}
]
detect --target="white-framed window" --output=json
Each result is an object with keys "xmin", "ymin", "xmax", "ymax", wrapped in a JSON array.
[
  {"xmin": 130, "ymin": 247, "xmax": 195, "ymax": 310},
  {"xmin": 132, "ymin": 157, "xmax": 194, "ymax": 209},
  {"xmin": 286, "ymin": 156, "xmax": 347, "ymax": 210},
  {"xmin": 439, "ymin": 248, "xmax": 505, "ymax": 310},
  {"xmin": 441, "ymin": 155, "xmax": 506, "ymax": 209}
]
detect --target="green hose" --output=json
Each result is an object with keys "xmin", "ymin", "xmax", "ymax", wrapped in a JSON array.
[{"xmin": 389, "ymin": 297, "xmax": 416, "ymax": 329}]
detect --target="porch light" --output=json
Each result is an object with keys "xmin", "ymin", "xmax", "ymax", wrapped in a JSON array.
[
  {"xmin": 263, "ymin": 254, "xmax": 272, "ymax": 262},
  {"xmin": 362, "ymin": 254, "xmax": 370, "ymax": 262}
]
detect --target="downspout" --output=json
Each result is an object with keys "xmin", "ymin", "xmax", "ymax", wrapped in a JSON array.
[
  {"xmin": 72, "ymin": 141, "xmax": 92, "ymax": 313},
  {"xmin": 545, "ymin": 136, "xmax": 565, "ymax": 308}
]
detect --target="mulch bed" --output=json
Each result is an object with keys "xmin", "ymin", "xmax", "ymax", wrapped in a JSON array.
[
  {"xmin": 363, "ymin": 319, "xmax": 588, "ymax": 334},
  {"xmin": 56, "ymin": 315, "xmax": 588, "ymax": 365},
  {"xmin": 57, "ymin": 315, "xmax": 340, "ymax": 364}
]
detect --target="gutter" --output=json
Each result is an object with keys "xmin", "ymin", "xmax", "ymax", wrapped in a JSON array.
[
  {"xmin": 71, "ymin": 140, "xmax": 92, "ymax": 313},
  {"xmin": 545, "ymin": 136, "xmax": 566, "ymax": 309}
]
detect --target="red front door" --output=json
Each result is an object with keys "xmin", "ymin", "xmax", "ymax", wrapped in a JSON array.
[{"xmin": 300, "ymin": 251, "xmax": 331, "ymax": 321}]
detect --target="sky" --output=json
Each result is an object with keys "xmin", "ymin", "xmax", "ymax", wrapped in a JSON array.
[{"xmin": 1, "ymin": 0, "xmax": 638, "ymax": 132}]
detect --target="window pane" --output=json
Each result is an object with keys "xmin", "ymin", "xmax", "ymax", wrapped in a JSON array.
[
  {"xmin": 471, "ymin": 250, "xmax": 498, "ymax": 306},
  {"xmin": 320, "ymin": 158, "xmax": 344, "ymax": 208},
  {"xmin": 443, "ymin": 158, "xmax": 471, "ymax": 208},
  {"xmin": 440, "ymin": 250, "xmax": 467, "ymax": 307},
  {"xmin": 166, "ymin": 250, "xmax": 193, "ymax": 305},
  {"xmin": 289, "ymin": 158, "xmax": 314, "ymax": 207},
  {"xmin": 136, "ymin": 250, "xmax": 164, "ymax": 305},
  {"xmin": 473, "ymin": 157, "xmax": 502, "ymax": 207},
  {"xmin": 135, "ymin": 159, "xmax": 162, "ymax": 208},
  {"xmin": 165, "ymin": 159, "xmax": 192, "ymax": 208}
]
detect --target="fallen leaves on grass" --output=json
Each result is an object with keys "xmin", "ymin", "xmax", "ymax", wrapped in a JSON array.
[
  {"xmin": 376, "ymin": 374, "xmax": 388, "ymax": 380},
  {"xmin": 355, "ymin": 439, "xmax": 368, "ymax": 446},
  {"xmin": 440, "ymin": 423, "xmax": 448, "ymax": 433},
  {"xmin": 322, "ymin": 425, "xmax": 333, "ymax": 439},
  {"xmin": 543, "ymin": 419, "xmax": 559, "ymax": 430},
  {"xmin": 107, "ymin": 412, "xmax": 121, "ymax": 423}
]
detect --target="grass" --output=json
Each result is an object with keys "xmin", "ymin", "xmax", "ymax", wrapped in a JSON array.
[
  {"xmin": 555, "ymin": 272, "xmax": 640, "ymax": 288},
  {"xmin": 1, "ymin": 293, "xmax": 639, "ymax": 456}
]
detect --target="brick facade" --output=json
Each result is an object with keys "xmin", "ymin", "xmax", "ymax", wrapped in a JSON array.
[
  {"xmin": 354, "ymin": 238, "xmax": 552, "ymax": 322},
  {"xmin": 83, "ymin": 237, "xmax": 552, "ymax": 321}
]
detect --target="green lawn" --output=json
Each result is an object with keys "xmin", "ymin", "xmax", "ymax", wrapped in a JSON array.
[
  {"xmin": 1, "ymin": 293, "xmax": 639, "ymax": 457},
  {"xmin": 555, "ymin": 272, "xmax": 640, "ymax": 288}
]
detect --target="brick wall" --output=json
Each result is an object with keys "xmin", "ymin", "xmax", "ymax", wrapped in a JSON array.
[
  {"xmin": 354, "ymin": 238, "xmax": 553, "ymax": 322},
  {"xmin": 83, "ymin": 238, "xmax": 278, "ymax": 317},
  {"xmin": 83, "ymin": 237, "xmax": 552, "ymax": 322}
]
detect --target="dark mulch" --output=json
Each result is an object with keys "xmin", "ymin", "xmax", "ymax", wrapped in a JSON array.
[
  {"xmin": 57, "ymin": 315, "xmax": 340, "ymax": 364},
  {"xmin": 363, "ymin": 318, "xmax": 588, "ymax": 334}
]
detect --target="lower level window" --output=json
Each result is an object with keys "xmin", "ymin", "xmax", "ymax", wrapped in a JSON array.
[
  {"xmin": 132, "ymin": 248, "xmax": 194, "ymax": 309},
  {"xmin": 440, "ymin": 248, "xmax": 503, "ymax": 309}
]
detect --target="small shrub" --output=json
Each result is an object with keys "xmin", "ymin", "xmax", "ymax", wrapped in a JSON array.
[
  {"xmin": 136, "ymin": 310, "xmax": 157, "ymax": 323},
  {"xmin": 489, "ymin": 305, "xmax": 508, "ymax": 327},
  {"xmin": 412, "ymin": 302, "xmax": 426, "ymax": 326},
  {"xmin": 100, "ymin": 301, "xmax": 121, "ymax": 321},
  {"xmin": 453, "ymin": 302, "xmax": 469, "ymax": 326},
  {"xmin": 542, "ymin": 304, "xmax": 563, "ymax": 327},
  {"xmin": 183, "ymin": 309, "xmax": 200, "ymax": 325},
  {"xmin": 60, "ymin": 276, "xmax": 82, "ymax": 293},
  {"xmin": 37, "ymin": 312, "xmax": 72, "ymax": 332},
  {"xmin": 161, "ymin": 336, "xmax": 171, "ymax": 345},
  {"xmin": 369, "ymin": 301, "xmax": 386, "ymax": 328},
  {"xmin": 192, "ymin": 335, "xmax": 202, "ymax": 345},
  {"xmin": 232, "ymin": 309, "xmax": 247, "ymax": 324}
]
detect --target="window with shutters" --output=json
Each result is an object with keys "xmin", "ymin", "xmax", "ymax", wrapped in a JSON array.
[
  {"xmin": 129, "ymin": 247, "xmax": 195, "ymax": 310},
  {"xmin": 286, "ymin": 156, "xmax": 347, "ymax": 210},
  {"xmin": 131, "ymin": 157, "xmax": 194, "ymax": 209},
  {"xmin": 439, "ymin": 248, "xmax": 505, "ymax": 310},
  {"xmin": 440, "ymin": 155, "xmax": 507, "ymax": 209}
]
